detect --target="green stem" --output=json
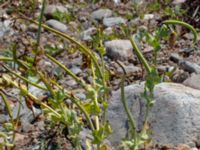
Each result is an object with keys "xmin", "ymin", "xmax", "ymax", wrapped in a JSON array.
[
  {"xmin": 3, "ymin": 65, "xmax": 47, "ymax": 91},
  {"xmin": 46, "ymin": 54, "xmax": 88, "ymax": 90},
  {"xmin": 33, "ymin": 0, "xmax": 46, "ymax": 64},
  {"xmin": 120, "ymin": 75, "xmax": 137, "ymax": 148},
  {"xmin": 162, "ymin": 20, "xmax": 198, "ymax": 43},
  {"xmin": 130, "ymin": 36, "xmax": 151, "ymax": 74},
  {"xmin": 6, "ymin": 78, "xmax": 61, "ymax": 119},
  {"xmin": 0, "ymin": 57, "xmax": 29, "ymax": 69},
  {"xmin": 36, "ymin": 0, "xmax": 45, "ymax": 47},
  {"xmin": 20, "ymin": 14, "xmax": 103, "ymax": 79},
  {"xmin": 91, "ymin": 63, "xmax": 100, "ymax": 130},
  {"xmin": 38, "ymin": 71, "xmax": 55, "ymax": 97},
  {"xmin": 47, "ymin": 78, "xmax": 95, "ymax": 131},
  {"xmin": 0, "ymin": 91, "xmax": 13, "ymax": 121},
  {"xmin": 0, "ymin": 57, "xmax": 13, "ymax": 61},
  {"xmin": 64, "ymin": 92, "xmax": 95, "ymax": 131}
]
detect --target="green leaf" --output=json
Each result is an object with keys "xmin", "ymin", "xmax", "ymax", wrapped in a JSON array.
[
  {"xmin": 83, "ymin": 103, "xmax": 101, "ymax": 115},
  {"xmin": 3, "ymin": 123, "xmax": 14, "ymax": 131}
]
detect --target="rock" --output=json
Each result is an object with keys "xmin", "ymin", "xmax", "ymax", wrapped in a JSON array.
[
  {"xmin": 46, "ymin": 19, "xmax": 67, "ymax": 33},
  {"xmin": 172, "ymin": 69, "xmax": 189, "ymax": 83},
  {"xmin": 183, "ymin": 73, "xmax": 200, "ymax": 90},
  {"xmin": 70, "ymin": 66, "xmax": 82, "ymax": 75},
  {"xmin": 180, "ymin": 61, "xmax": 200, "ymax": 73},
  {"xmin": 65, "ymin": 79, "xmax": 77, "ymax": 87},
  {"xmin": 28, "ymin": 83, "xmax": 46, "ymax": 97},
  {"xmin": 80, "ymin": 27, "xmax": 97, "ymax": 41},
  {"xmin": 183, "ymin": 33, "xmax": 194, "ymax": 40},
  {"xmin": 179, "ymin": 48, "xmax": 194, "ymax": 55},
  {"xmin": 172, "ymin": 0, "xmax": 186, "ymax": 4},
  {"xmin": 143, "ymin": 14, "xmax": 154, "ymax": 20},
  {"xmin": 91, "ymin": 9, "xmax": 112, "ymax": 20},
  {"xmin": 129, "ymin": 18, "xmax": 140, "ymax": 26},
  {"xmin": 107, "ymin": 82, "xmax": 200, "ymax": 146},
  {"xmin": 116, "ymin": 64, "xmax": 141, "ymax": 75},
  {"xmin": 103, "ymin": 27, "xmax": 113, "ymax": 35},
  {"xmin": 75, "ymin": 93, "xmax": 86, "ymax": 100},
  {"xmin": 103, "ymin": 17, "xmax": 126, "ymax": 27},
  {"xmin": 170, "ymin": 53, "xmax": 182, "ymax": 63},
  {"xmin": 104, "ymin": 40, "xmax": 133, "ymax": 61},
  {"xmin": 0, "ymin": 20, "xmax": 12, "ymax": 37},
  {"xmin": 28, "ymin": 23, "xmax": 43, "ymax": 32},
  {"xmin": 113, "ymin": 0, "xmax": 121, "ymax": 4},
  {"xmin": 44, "ymin": 5, "xmax": 68, "ymax": 19},
  {"xmin": 177, "ymin": 144, "xmax": 190, "ymax": 150}
]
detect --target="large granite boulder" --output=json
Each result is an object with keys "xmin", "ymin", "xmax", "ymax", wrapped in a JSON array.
[{"xmin": 107, "ymin": 82, "xmax": 200, "ymax": 147}]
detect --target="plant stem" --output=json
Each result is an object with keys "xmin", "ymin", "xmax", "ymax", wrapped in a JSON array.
[
  {"xmin": 91, "ymin": 63, "xmax": 100, "ymax": 130},
  {"xmin": 8, "ymin": 79, "xmax": 61, "ymax": 119},
  {"xmin": 130, "ymin": 36, "xmax": 151, "ymax": 74},
  {"xmin": 0, "ymin": 91, "xmax": 13, "ymax": 122},
  {"xmin": 162, "ymin": 20, "xmax": 198, "ymax": 43},
  {"xmin": 33, "ymin": 0, "xmax": 46, "ymax": 64},
  {"xmin": 46, "ymin": 54, "xmax": 88, "ymax": 90},
  {"xmin": 3, "ymin": 65, "xmax": 47, "ymax": 91},
  {"xmin": 20, "ymin": 14, "xmax": 104, "ymax": 80},
  {"xmin": 0, "ymin": 57, "xmax": 13, "ymax": 61},
  {"xmin": 64, "ymin": 92, "xmax": 95, "ymax": 131},
  {"xmin": 36, "ymin": 0, "xmax": 45, "ymax": 48},
  {"xmin": 120, "ymin": 75, "xmax": 137, "ymax": 148}
]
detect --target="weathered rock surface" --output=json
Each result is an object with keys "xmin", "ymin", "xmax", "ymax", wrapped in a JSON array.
[
  {"xmin": 180, "ymin": 61, "xmax": 200, "ymax": 73},
  {"xmin": 107, "ymin": 82, "xmax": 200, "ymax": 146},
  {"xmin": 104, "ymin": 40, "xmax": 133, "ymax": 61},
  {"xmin": 103, "ymin": 17, "xmax": 126, "ymax": 27},
  {"xmin": 91, "ymin": 9, "xmax": 112, "ymax": 20},
  {"xmin": 183, "ymin": 73, "xmax": 200, "ymax": 90},
  {"xmin": 46, "ymin": 19, "xmax": 68, "ymax": 33}
]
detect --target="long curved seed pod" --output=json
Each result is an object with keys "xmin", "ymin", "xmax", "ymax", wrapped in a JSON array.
[{"xmin": 162, "ymin": 20, "xmax": 198, "ymax": 43}]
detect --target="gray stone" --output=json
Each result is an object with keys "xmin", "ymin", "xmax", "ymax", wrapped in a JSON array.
[
  {"xmin": 129, "ymin": 18, "xmax": 140, "ymax": 26},
  {"xmin": 80, "ymin": 27, "xmax": 97, "ymax": 41},
  {"xmin": 183, "ymin": 73, "xmax": 200, "ymax": 90},
  {"xmin": 103, "ymin": 17, "xmax": 126, "ymax": 27},
  {"xmin": 170, "ymin": 53, "xmax": 182, "ymax": 63},
  {"xmin": 28, "ymin": 23, "xmax": 43, "ymax": 32},
  {"xmin": 29, "ymin": 83, "xmax": 46, "ymax": 97},
  {"xmin": 75, "ymin": 93, "xmax": 86, "ymax": 100},
  {"xmin": 65, "ymin": 80, "xmax": 77, "ymax": 87},
  {"xmin": 180, "ymin": 61, "xmax": 200, "ymax": 73},
  {"xmin": 44, "ymin": 5, "xmax": 68, "ymax": 18},
  {"xmin": 46, "ymin": 19, "xmax": 67, "ymax": 33},
  {"xmin": 104, "ymin": 40, "xmax": 133, "ymax": 61},
  {"xmin": 116, "ymin": 64, "xmax": 141, "ymax": 75},
  {"xmin": 103, "ymin": 27, "xmax": 113, "ymax": 35},
  {"xmin": 70, "ymin": 66, "xmax": 82, "ymax": 75},
  {"xmin": 107, "ymin": 82, "xmax": 200, "ymax": 146},
  {"xmin": 0, "ymin": 20, "xmax": 12, "ymax": 37},
  {"xmin": 91, "ymin": 9, "xmax": 112, "ymax": 20}
]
